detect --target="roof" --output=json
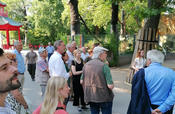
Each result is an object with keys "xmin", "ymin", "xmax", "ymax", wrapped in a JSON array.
[
  {"xmin": 0, "ymin": 16, "xmax": 22, "ymax": 26},
  {"xmin": 0, "ymin": 16, "xmax": 22, "ymax": 30},
  {"xmin": 0, "ymin": 1, "xmax": 6, "ymax": 7}
]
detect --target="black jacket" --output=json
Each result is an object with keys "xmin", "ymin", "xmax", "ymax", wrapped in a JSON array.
[{"xmin": 127, "ymin": 69, "xmax": 151, "ymax": 114}]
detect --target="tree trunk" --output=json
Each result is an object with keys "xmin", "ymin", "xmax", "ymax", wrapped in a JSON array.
[
  {"xmin": 69, "ymin": 0, "xmax": 80, "ymax": 41},
  {"xmin": 22, "ymin": 0, "xmax": 28, "ymax": 46},
  {"xmin": 111, "ymin": 2, "xmax": 118, "ymax": 34},
  {"xmin": 111, "ymin": 1, "xmax": 119, "ymax": 66},
  {"xmin": 121, "ymin": 9, "xmax": 126, "ymax": 38}
]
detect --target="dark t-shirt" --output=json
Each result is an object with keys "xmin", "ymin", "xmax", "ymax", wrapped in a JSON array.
[{"xmin": 72, "ymin": 59, "xmax": 84, "ymax": 80}]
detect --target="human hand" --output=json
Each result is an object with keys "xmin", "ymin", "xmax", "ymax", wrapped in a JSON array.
[
  {"xmin": 69, "ymin": 71, "xmax": 72, "ymax": 77},
  {"xmin": 152, "ymin": 109, "xmax": 162, "ymax": 114},
  {"xmin": 24, "ymin": 104, "xmax": 28, "ymax": 109},
  {"xmin": 135, "ymin": 68, "xmax": 139, "ymax": 71},
  {"xmin": 80, "ymin": 80, "xmax": 83, "ymax": 84}
]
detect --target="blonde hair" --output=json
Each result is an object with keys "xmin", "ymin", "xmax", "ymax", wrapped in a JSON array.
[
  {"xmin": 73, "ymin": 49, "xmax": 81, "ymax": 57},
  {"xmin": 40, "ymin": 77, "xmax": 67, "ymax": 114}
]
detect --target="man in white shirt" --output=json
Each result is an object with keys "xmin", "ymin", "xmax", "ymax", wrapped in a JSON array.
[
  {"xmin": 49, "ymin": 40, "xmax": 70, "ymax": 79},
  {"xmin": 66, "ymin": 43, "xmax": 74, "ymax": 69},
  {"xmin": 81, "ymin": 47, "xmax": 89, "ymax": 61},
  {"xmin": 66, "ymin": 41, "xmax": 76, "ymax": 69},
  {"xmin": 0, "ymin": 48, "xmax": 20, "ymax": 114}
]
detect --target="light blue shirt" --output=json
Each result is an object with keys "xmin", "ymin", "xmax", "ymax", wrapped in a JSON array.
[
  {"xmin": 13, "ymin": 49, "xmax": 26, "ymax": 73},
  {"xmin": 145, "ymin": 62, "xmax": 175, "ymax": 113},
  {"xmin": 46, "ymin": 46, "xmax": 54, "ymax": 54}
]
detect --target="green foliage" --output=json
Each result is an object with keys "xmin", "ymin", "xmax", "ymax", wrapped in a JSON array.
[
  {"xmin": 119, "ymin": 37, "xmax": 134, "ymax": 55},
  {"xmin": 27, "ymin": 0, "xmax": 69, "ymax": 44},
  {"xmin": 61, "ymin": 0, "xmax": 112, "ymax": 31},
  {"xmin": 81, "ymin": 34, "xmax": 119, "ymax": 66},
  {"xmin": 104, "ymin": 34, "xmax": 119, "ymax": 66},
  {"xmin": 119, "ymin": 0, "xmax": 147, "ymax": 34}
]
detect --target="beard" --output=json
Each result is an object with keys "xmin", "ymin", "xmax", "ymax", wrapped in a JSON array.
[{"xmin": 0, "ymin": 73, "xmax": 21, "ymax": 93}]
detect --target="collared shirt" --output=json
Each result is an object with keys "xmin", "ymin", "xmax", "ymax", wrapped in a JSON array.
[
  {"xmin": 37, "ymin": 58, "xmax": 48, "ymax": 72},
  {"xmin": 145, "ymin": 62, "xmax": 175, "ymax": 113},
  {"xmin": 66, "ymin": 50, "xmax": 74, "ymax": 69},
  {"xmin": 36, "ymin": 57, "xmax": 49, "ymax": 84},
  {"xmin": 49, "ymin": 51, "xmax": 69, "ymax": 79},
  {"xmin": 0, "ymin": 107, "xmax": 16, "ymax": 114},
  {"xmin": 13, "ymin": 49, "xmax": 25, "ymax": 73},
  {"xmin": 26, "ymin": 51, "xmax": 37, "ymax": 64},
  {"xmin": 81, "ymin": 52, "xmax": 89, "ymax": 61},
  {"xmin": 81, "ymin": 63, "xmax": 113, "ymax": 84},
  {"xmin": 46, "ymin": 46, "xmax": 54, "ymax": 54}
]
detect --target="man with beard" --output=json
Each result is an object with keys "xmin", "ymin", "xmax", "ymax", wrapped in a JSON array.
[{"xmin": 0, "ymin": 48, "xmax": 21, "ymax": 114}]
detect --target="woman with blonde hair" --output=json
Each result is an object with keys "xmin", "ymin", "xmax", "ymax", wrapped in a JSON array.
[
  {"xmin": 71, "ymin": 49, "xmax": 87, "ymax": 111},
  {"xmin": 33, "ymin": 77, "xmax": 70, "ymax": 114}
]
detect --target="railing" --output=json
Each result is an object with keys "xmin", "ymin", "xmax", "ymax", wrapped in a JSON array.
[{"xmin": 0, "ymin": 10, "xmax": 8, "ymax": 17}]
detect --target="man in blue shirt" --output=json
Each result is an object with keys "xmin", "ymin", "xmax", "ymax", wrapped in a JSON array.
[
  {"xmin": 13, "ymin": 40, "xmax": 26, "ymax": 89},
  {"xmin": 145, "ymin": 49, "xmax": 175, "ymax": 114},
  {"xmin": 46, "ymin": 42, "xmax": 54, "ymax": 61}
]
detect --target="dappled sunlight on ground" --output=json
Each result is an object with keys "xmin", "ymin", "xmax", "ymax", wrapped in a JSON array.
[{"xmin": 113, "ymin": 87, "xmax": 131, "ymax": 94}]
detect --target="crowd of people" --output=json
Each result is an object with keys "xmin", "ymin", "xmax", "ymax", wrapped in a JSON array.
[{"xmin": 0, "ymin": 39, "xmax": 175, "ymax": 114}]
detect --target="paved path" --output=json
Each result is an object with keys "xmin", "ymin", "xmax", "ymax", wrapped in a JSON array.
[{"xmin": 23, "ymin": 65, "xmax": 131, "ymax": 114}]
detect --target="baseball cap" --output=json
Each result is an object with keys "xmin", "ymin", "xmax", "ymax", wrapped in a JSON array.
[
  {"xmin": 93, "ymin": 46, "xmax": 108, "ymax": 54},
  {"xmin": 38, "ymin": 47, "xmax": 46, "ymax": 54}
]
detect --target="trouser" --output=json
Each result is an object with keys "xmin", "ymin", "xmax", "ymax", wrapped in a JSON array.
[
  {"xmin": 67, "ymin": 77, "xmax": 74, "ymax": 99},
  {"xmin": 48, "ymin": 53, "xmax": 53, "ymax": 61},
  {"xmin": 72, "ymin": 77, "xmax": 86, "ymax": 106},
  {"xmin": 40, "ymin": 84, "xmax": 46, "ymax": 96},
  {"xmin": 89, "ymin": 102, "xmax": 113, "ymax": 114},
  {"xmin": 27, "ymin": 64, "xmax": 36, "ymax": 80},
  {"xmin": 151, "ymin": 104, "xmax": 173, "ymax": 114},
  {"xmin": 18, "ymin": 74, "xmax": 24, "ymax": 90}
]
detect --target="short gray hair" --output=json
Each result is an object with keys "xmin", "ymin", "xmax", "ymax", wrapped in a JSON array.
[
  {"xmin": 66, "ymin": 43, "xmax": 71, "ymax": 49},
  {"xmin": 71, "ymin": 41, "xmax": 76, "ymax": 46},
  {"xmin": 54, "ymin": 40, "xmax": 63, "ymax": 50},
  {"xmin": 147, "ymin": 49, "xmax": 164, "ymax": 64}
]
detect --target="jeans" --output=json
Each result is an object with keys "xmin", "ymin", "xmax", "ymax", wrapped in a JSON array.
[
  {"xmin": 27, "ymin": 63, "xmax": 36, "ymax": 80},
  {"xmin": 89, "ymin": 102, "xmax": 113, "ymax": 114},
  {"xmin": 48, "ymin": 53, "xmax": 53, "ymax": 61},
  {"xmin": 40, "ymin": 85, "xmax": 46, "ymax": 96},
  {"xmin": 17, "ymin": 74, "xmax": 24, "ymax": 90}
]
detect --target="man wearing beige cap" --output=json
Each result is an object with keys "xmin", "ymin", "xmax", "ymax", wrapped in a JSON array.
[{"xmin": 81, "ymin": 46, "xmax": 114, "ymax": 114}]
